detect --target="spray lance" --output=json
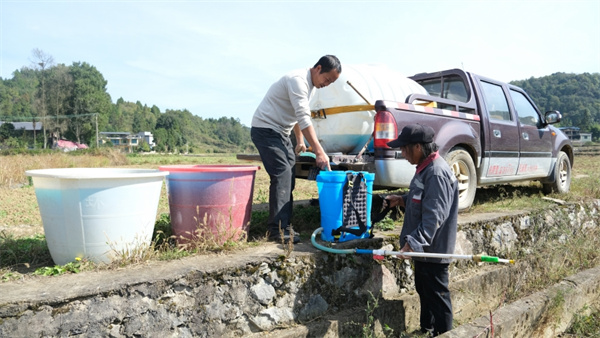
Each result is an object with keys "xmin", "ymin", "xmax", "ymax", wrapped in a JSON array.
[{"xmin": 311, "ymin": 228, "xmax": 514, "ymax": 264}]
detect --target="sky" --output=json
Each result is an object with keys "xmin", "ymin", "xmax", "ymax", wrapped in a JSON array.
[{"xmin": 1, "ymin": 0, "xmax": 599, "ymax": 127}]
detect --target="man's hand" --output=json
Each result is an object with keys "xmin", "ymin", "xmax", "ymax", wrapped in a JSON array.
[
  {"xmin": 316, "ymin": 152, "xmax": 330, "ymax": 171},
  {"xmin": 397, "ymin": 242, "xmax": 413, "ymax": 260},
  {"xmin": 383, "ymin": 195, "xmax": 405, "ymax": 209},
  {"xmin": 295, "ymin": 143, "xmax": 307, "ymax": 155},
  {"xmin": 299, "ymin": 124, "xmax": 329, "ymax": 170}
]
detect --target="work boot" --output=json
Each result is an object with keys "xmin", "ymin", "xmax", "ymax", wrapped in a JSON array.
[{"xmin": 268, "ymin": 227, "xmax": 300, "ymax": 244}]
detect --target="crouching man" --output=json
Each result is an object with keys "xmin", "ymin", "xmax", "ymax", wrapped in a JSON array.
[{"xmin": 384, "ymin": 124, "xmax": 459, "ymax": 336}]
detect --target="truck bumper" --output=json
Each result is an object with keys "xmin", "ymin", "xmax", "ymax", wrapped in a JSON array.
[{"xmin": 374, "ymin": 158, "xmax": 415, "ymax": 188}]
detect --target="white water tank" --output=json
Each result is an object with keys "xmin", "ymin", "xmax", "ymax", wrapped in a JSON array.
[{"xmin": 309, "ymin": 64, "xmax": 427, "ymax": 154}]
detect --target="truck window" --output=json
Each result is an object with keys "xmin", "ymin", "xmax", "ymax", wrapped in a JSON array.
[
  {"xmin": 480, "ymin": 81, "xmax": 511, "ymax": 121},
  {"xmin": 419, "ymin": 75, "xmax": 468, "ymax": 103},
  {"xmin": 510, "ymin": 89, "xmax": 541, "ymax": 127},
  {"xmin": 444, "ymin": 78, "xmax": 468, "ymax": 102}
]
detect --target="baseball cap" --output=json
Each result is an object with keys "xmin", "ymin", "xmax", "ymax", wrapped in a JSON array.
[{"xmin": 387, "ymin": 124, "xmax": 435, "ymax": 148}]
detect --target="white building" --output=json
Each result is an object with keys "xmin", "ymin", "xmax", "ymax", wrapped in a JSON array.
[{"xmin": 99, "ymin": 131, "xmax": 155, "ymax": 152}]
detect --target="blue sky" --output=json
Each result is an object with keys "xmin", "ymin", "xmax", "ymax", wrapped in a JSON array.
[{"xmin": 1, "ymin": 0, "xmax": 599, "ymax": 127}]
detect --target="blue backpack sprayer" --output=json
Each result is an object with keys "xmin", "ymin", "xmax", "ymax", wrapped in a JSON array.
[{"xmin": 311, "ymin": 168, "xmax": 514, "ymax": 264}]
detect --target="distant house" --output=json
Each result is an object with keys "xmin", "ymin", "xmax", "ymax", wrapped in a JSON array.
[
  {"xmin": 0, "ymin": 121, "xmax": 43, "ymax": 131},
  {"xmin": 580, "ymin": 133, "xmax": 592, "ymax": 143},
  {"xmin": 99, "ymin": 131, "xmax": 155, "ymax": 152},
  {"xmin": 137, "ymin": 131, "xmax": 155, "ymax": 148},
  {"xmin": 559, "ymin": 127, "xmax": 592, "ymax": 144}
]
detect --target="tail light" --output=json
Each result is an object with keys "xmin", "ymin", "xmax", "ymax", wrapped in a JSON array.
[{"xmin": 373, "ymin": 110, "xmax": 397, "ymax": 148}]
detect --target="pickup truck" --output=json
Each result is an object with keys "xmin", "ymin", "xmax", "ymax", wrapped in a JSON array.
[{"xmin": 240, "ymin": 67, "xmax": 574, "ymax": 211}]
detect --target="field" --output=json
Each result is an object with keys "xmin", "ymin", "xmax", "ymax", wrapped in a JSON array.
[
  {"xmin": 1, "ymin": 149, "xmax": 599, "ymax": 335},
  {"xmin": 0, "ymin": 150, "xmax": 320, "ymax": 238},
  {"xmin": 1, "ymin": 150, "xmax": 599, "ymax": 233},
  {"xmin": 0, "ymin": 149, "xmax": 598, "ymax": 273},
  {"xmin": 1, "ymin": 150, "xmax": 598, "ymax": 232}
]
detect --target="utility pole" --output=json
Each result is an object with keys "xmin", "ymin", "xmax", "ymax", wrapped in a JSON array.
[{"xmin": 95, "ymin": 114, "xmax": 99, "ymax": 148}]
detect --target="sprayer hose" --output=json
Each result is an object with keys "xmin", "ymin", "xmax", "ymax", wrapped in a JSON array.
[{"xmin": 310, "ymin": 227, "xmax": 356, "ymax": 254}]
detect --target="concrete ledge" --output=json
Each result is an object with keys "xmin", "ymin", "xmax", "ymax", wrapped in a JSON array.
[
  {"xmin": 442, "ymin": 266, "xmax": 600, "ymax": 338},
  {"xmin": 0, "ymin": 242, "xmax": 319, "ymax": 305}
]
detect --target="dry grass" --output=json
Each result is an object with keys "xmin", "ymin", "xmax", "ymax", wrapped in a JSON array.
[
  {"xmin": 0, "ymin": 149, "xmax": 130, "ymax": 238},
  {"xmin": 0, "ymin": 149, "xmax": 127, "ymax": 188},
  {"xmin": 2, "ymin": 151, "xmax": 599, "ymax": 335},
  {"xmin": 1, "ymin": 152, "xmax": 597, "ymax": 237}
]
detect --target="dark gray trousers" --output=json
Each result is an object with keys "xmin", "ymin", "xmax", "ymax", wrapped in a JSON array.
[
  {"xmin": 251, "ymin": 127, "xmax": 296, "ymax": 232},
  {"xmin": 414, "ymin": 260, "xmax": 453, "ymax": 336}
]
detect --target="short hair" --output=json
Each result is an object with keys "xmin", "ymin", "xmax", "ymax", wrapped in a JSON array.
[
  {"xmin": 421, "ymin": 142, "xmax": 439, "ymax": 158},
  {"xmin": 314, "ymin": 55, "xmax": 341, "ymax": 74}
]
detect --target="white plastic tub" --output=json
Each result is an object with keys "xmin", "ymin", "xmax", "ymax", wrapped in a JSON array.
[{"xmin": 26, "ymin": 168, "xmax": 168, "ymax": 265}]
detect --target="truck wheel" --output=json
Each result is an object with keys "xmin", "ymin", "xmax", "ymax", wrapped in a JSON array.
[
  {"xmin": 542, "ymin": 151, "xmax": 571, "ymax": 194},
  {"xmin": 445, "ymin": 148, "xmax": 477, "ymax": 212}
]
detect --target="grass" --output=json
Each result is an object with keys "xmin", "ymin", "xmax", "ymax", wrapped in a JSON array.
[
  {"xmin": 504, "ymin": 216, "xmax": 600, "ymax": 304},
  {"xmin": 564, "ymin": 306, "xmax": 600, "ymax": 336},
  {"xmin": 1, "ymin": 150, "xmax": 600, "ymax": 335},
  {"xmin": 0, "ymin": 151, "xmax": 598, "ymax": 284},
  {"xmin": 0, "ymin": 150, "xmax": 323, "ymax": 280},
  {"xmin": 0, "ymin": 232, "xmax": 53, "ymax": 272}
]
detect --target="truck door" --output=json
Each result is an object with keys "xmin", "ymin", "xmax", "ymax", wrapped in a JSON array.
[
  {"xmin": 509, "ymin": 89, "xmax": 553, "ymax": 177},
  {"xmin": 479, "ymin": 80, "xmax": 520, "ymax": 177}
]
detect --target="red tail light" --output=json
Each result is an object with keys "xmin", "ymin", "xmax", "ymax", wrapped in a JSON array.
[{"xmin": 373, "ymin": 110, "xmax": 397, "ymax": 148}]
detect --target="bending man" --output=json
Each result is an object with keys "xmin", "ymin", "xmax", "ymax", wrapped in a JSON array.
[{"xmin": 251, "ymin": 55, "xmax": 341, "ymax": 244}]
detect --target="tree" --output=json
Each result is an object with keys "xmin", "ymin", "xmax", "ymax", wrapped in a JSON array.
[
  {"xmin": 590, "ymin": 124, "xmax": 600, "ymax": 142},
  {"xmin": 136, "ymin": 139, "xmax": 151, "ymax": 153},
  {"xmin": 511, "ymin": 72, "xmax": 600, "ymax": 131},
  {"xmin": 46, "ymin": 64, "xmax": 72, "ymax": 145},
  {"xmin": 67, "ymin": 62, "xmax": 112, "ymax": 145},
  {"xmin": 132, "ymin": 104, "xmax": 156, "ymax": 133},
  {"xmin": 0, "ymin": 80, "xmax": 16, "ymax": 118},
  {"xmin": 0, "ymin": 122, "xmax": 16, "ymax": 140},
  {"xmin": 153, "ymin": 128, "xmax": 169, "ymax": 152},
  {"xmin": 8, "ymin": 68, "xmax": 38, "ymax": 119},
  {"xmin": 31, "ymin": 48, "xmax": 55, "ymax": 148}
]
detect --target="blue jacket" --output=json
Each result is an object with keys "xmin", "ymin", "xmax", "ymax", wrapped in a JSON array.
[{"xmin": 400, "ymin": 152, "xmax": 459, "ymax": 264}]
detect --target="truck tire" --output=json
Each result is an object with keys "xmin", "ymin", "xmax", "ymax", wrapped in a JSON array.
[
  {"xmin": 445, "ymin": 148, "xmax": 477, "ymax": 212},
  {"xmin": 542, "ymin": 151, "xmax": 571, "ymax": 194}
]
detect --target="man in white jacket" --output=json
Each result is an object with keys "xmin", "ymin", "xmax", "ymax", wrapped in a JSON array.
[{"xmin": 251, "ymin": 55, "xmax": 341, "ymax": 244}]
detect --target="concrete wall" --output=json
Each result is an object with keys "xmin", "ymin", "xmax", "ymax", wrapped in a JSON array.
[{"xmin": 1, "ymin": 200, "xmax": 598, "ymax": 337}]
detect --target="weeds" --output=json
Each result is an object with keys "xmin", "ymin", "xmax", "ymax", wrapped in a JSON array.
[
  {"xmin": 0, "ymin": 232, "xmax": 52, "ymax": 269},
  {"xmin": 374, "ymin": 217, "xmax": 396, "ymax": 232},
  {"xmin": 188, "ymin": 207, "xmax": 248, "ymax": 247},
  {"xmin": 539, "ymin": 289, "xmax": 567, "ymax": 332},
  {"xmin": 33, "ymin": 258, "xmax": 90, "ymax": 276},
  {"xmin": 565, "ymin": 306, "xmax": 600, "ymax": 336},
  {"xmin": 108, "ymin": 240, "xmax": 159, "ymax": 267},
  {"xmin": 505, "ymin": 215, "xmax": 600, "ymax": 303},
  {"xmin": 361, "ymin": 291, "xmax": 387, "ymax": 338},
  {"xmin": 344, "ymin": 291, "xmax": 395, "ymax": 338}
]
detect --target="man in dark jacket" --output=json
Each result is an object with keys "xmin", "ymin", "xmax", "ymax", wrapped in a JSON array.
[{"xmin": 384, "ymin": 123, "xmax": 459, "ymax": 336}]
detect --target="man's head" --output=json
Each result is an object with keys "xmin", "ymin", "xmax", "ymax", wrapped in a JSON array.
[
  {"xmin": 311, "ymin": 55, "xmax": 341, "ymax": 89},
  {"xmin": 314, "ymin": 55, "xmax": 342, "ymax": 74},
  {"xmin": 387, "ymin": 124, "xmax": 437, "ymax": 165}
]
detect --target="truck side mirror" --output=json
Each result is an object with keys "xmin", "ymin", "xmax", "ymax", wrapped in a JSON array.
[{"xmin": 544, "ymin": 110, "xmax": 562, "ymax": 125}]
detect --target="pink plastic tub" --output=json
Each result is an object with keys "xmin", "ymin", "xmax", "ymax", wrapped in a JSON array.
[{"xmin": 159, "ymin": 165, "xmax": 260, "ymax": 244}]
